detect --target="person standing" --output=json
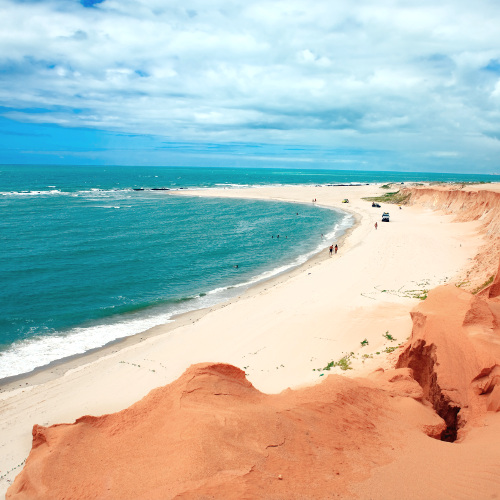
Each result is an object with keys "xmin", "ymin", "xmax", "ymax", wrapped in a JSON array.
[
  {"xmin": 334, "ymin": 244, "xmax": 338, "ymax": 254},
  {"xmin": 375, "ymin": 222, "xmax": 378, "ymax": 230},
  {"xmin": 329, "ymin": 245, "xmax": 333, "ymax": 256}
]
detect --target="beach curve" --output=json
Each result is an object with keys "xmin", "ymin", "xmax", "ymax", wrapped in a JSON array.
[{"xmin": 0, "ymin": 182, "xmax": 492, "ymax": 497}]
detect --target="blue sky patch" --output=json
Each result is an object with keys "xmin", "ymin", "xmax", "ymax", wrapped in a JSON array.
[
  {"xmin": 80, "ymin": 0, "xmax": 105, "ymax": 8},
  {"xmin": 484, "ymin": 59, "xmax": 500, "ymax": 73}
]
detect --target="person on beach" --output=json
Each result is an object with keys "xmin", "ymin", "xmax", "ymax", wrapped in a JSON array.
[
  {"xmin": 375, "ymin": 222, "xmax": 378, "ymax": 230},
  {"xmin": 329, "ymin": 245, "xmax": 333, "ymax": 256},
  {"xmin": 334, "ymin": 244, "xmax": 338, "ymax": 254}
]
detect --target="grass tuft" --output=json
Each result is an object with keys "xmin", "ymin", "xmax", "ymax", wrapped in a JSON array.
[
  {"xmin": 383, "ymin": 331, "xmax": 396, "ymax": 341},
  {"xmin": 383, "ymin": 346, "xmax": 398, "ymax": 354},
  {"xmin": 321, "ymin": 352, "xmax": 354, "ymax": 371},
  {"xmin": 472, "ymin": 275, "xmax": 495, "ymax": 295}
]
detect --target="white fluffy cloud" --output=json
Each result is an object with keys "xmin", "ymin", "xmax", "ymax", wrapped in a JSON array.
[{"xmin": 1, "ymin": 0, "xmax": 500, "ymax": 170}]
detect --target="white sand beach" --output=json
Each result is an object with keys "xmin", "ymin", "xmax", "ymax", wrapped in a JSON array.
[{"xmin": 0, "ymin": 183, "xmax": 484, "ymax": 496}]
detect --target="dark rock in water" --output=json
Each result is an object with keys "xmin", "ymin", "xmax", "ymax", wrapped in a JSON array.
[
  {"xmin": 151, "ymin": 188, "xmax": 170, "ymax": 191},
  {"xmin": 132, "ymin": 188, "xmax": 144, "ymax": 191}
]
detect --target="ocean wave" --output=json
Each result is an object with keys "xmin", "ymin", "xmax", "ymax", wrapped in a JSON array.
[
  {"xmin": 0, "ymin": 188, "xmax": 141, "ymax": 198},
  {"xmin": 0, "ymin": 286, "xmax": 249, "ymax": 380},
  {"xmin": 0, "ymin": 189, "xmax": 64, "ymax": 196},
  {"xmin": 0, "ymin": 311, "xmax": 175, "ymax": 379},
  {"xmin": 90, "ymin": 205, "xmax": 122, "ymax": 209}
]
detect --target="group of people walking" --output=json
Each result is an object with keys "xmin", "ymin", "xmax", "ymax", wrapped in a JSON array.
[{"xmin": 329, "ymin": 244, "xmax": 338, "ymax": 256}]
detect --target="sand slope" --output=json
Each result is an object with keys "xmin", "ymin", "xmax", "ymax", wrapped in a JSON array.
[{"xmin": 6, "ymin": 362, "xmax": 444, "ymax": 499}]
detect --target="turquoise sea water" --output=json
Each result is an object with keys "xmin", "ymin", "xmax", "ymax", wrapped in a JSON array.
[{"xmin": 0, "ymin": 165, "xmax": 496, "ymax": 379}]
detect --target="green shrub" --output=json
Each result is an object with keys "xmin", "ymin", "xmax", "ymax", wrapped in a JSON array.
[
  {"xmin": 383, "ymin": 331, "xmax": 396, "ymax": 341},
  {"xmin": 362, "ymin": 190, "xmax": 411, "ymax": 205}
]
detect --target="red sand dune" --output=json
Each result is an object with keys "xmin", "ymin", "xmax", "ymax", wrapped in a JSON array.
[
  {"xmin": 7, "ymin": 187, "xmax": 500, "ymax": 499},
  {"xmin": 7, "ymin": 276, "xmax": 500, "ymax": 499},
  {"xmin": 7, "ymin": 361, "xmax": 445, "ymax": 500}
]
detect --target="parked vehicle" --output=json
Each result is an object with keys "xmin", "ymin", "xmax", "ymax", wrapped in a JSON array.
[
  {"xmin": 382, "ymin": 212, "xmax": 390, "ymax": 222},
  {"xmin": 342, "ymin": 199, "xmax": 349, "ymax": 203},
  {"xmin": 372, "ymin": 202, "xmax": 381, "ymax": 207}
]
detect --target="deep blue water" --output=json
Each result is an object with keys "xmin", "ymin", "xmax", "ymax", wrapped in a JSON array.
[{"xmin": 0, "ymin": 165, "xmax": 496, "ymax": 379}]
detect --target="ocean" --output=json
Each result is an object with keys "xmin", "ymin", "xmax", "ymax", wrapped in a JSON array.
[{"xmin": 0, "ymin": 165, "xmax": 495, "ymax": 379}]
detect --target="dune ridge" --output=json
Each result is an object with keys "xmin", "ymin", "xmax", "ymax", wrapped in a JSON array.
[
  {"xmin": 6, "ymin": 362, "xmax": 445, "ymax": 500},
  {"xmin": 6, "ymin": 184, "xmax": 500, "ymax": 499}
]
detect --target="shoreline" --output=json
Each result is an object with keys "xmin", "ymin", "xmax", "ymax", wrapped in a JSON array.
[
  {"xmin": 0, "ymin": 182, "xmax": 481, "ymax": 396},
  {"xmin": 0, "ymin": 197, "xmax": 357, "ymax": 394}
]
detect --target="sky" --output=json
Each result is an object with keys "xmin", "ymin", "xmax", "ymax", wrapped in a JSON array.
[{"xmin": 1, "ymin": 0, "xmax": 500, "ymax": 173}]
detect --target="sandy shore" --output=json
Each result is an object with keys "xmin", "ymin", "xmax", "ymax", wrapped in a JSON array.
[{"xmin": 0, "ymin": 183, "xmax": 484, "ymax": 495}]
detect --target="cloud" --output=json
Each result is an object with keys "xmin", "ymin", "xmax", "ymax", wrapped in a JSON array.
[
  {"xmin": 0, "ymin": 0, "xmax": 500, "ymax": 171},
  {"xmin": 428, "ymin": 151, "xmax": 461, "ymax": 158}
]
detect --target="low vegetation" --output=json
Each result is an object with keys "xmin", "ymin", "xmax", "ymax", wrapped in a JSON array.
[
  {"xmin": 383, "ymin": 346, "xmax": 398, "ymax": 354},
  {"xmin": 472, "ymin": 275, "xmax": 494, "ymax": 295},
  {"xmin": 315, "ymin": 332, "xmax": 406, "ymax": 373},
  {"xmin": 383, "ymin": 331, "xmax": 396, "ymax": 341},
  {"xmin": 320, "ymin": 352, "xmax": 355, "ymax": 371},
  {"xmin": 363, "ymin": 190, "xmax": 411, "ymax": 205},
  {"xmin": 458, "ymin": 181, "xmax": 490, "ymax": 188}
]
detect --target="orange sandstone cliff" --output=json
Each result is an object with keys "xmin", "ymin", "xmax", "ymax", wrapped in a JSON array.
[
  {"xmin": 7, "ymin": 185, "xmax": 500, "ymax": 500},
  {"xmin": 396, "ymin": 284, "xmax": 500, "ymax": 440}
]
